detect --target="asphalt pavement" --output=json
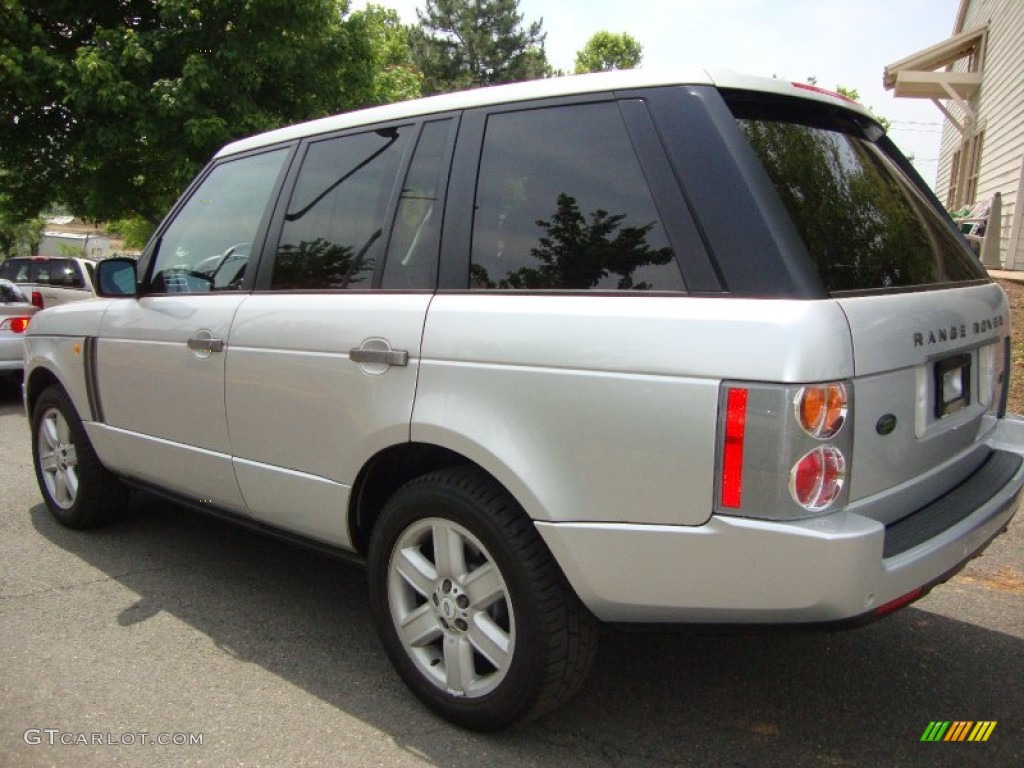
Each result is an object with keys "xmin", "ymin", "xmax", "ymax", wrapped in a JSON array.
[{"xmin": 0, "ymin": 373, "xmax": 1021, "ymax": 767}]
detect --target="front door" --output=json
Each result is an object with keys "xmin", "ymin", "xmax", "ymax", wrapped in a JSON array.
[{"xmin": 95, "ymin": 147, "xmax": 291, "ymax": 511}]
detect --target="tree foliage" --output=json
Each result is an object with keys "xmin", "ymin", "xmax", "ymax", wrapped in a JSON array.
[
  {"xmin": 574, "ymin": 31, "xmax": 642, "ymax": 74},
  {"xmin": 411, "ymin": 0, "xmax": 549, "ymax": 95},
  {"xmin": 0, "ymin": 195, "xmax": 44, "ymax": 257},
  {"xmin": 0, "ymin": 1, "xmax": 414, "ymax": 226},
  {"xmin": 106, "ymin": 215, "xmax": 156, "ymax": 251},
  {"xmin": 349, "ymin": 4, "xmax": 422, "ymax": 106}
]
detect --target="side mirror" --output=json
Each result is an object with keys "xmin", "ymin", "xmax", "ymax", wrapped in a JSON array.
[{"xmin": 96, "ymin": 258, "xmax": 139, "ymax": 298}]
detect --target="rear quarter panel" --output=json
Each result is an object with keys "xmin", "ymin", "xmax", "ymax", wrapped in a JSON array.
[{"xmin": 413, "ymin": 294, "xmax": 854, "ymax": 525}]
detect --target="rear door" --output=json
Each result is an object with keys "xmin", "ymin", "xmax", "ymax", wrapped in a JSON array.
[
  {"xmin": 415, "ymin": 96, "xmax": 723, "ymax": 528},
  {"xmin": 225, "ymin": 118, "xmax": 456, "ymax": 548}
]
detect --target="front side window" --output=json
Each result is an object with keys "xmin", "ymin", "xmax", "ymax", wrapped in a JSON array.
[
  {"xmin": 149, "ymin": 148, "xmax": 289, "ymax": 294},
  {"xmin": 470, "ymin": 102, "xmax": 682, "ymax": 291},
  {"xmin": 730, "ymin": 95, "xmax": 985, "ymax": 293},
  {"xmin": 272, "ymin": 126, "xmax": 410, "ymax": 290}
]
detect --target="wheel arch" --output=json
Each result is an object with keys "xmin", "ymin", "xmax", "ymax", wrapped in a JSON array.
[
  {"xmin": 350, "ymin": 442, "xmax": 479, "ymax": 554},
  {"xmin": 348, "ymin": 439, "xmax": 546, "ymax": 556},
  {"xmin": 24, "ymin": 365, "xmax": 69, "ymax": 419}
]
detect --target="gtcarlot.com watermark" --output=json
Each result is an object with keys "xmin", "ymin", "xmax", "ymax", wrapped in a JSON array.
[{"xmin": 24, "ymin": 729, "xmax": 203, "ymax": 747}]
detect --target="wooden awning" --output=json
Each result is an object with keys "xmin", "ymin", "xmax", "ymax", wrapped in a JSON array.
[{"xmin": 883, "ymin": 26, "xmax": 987, "ymax": 100}]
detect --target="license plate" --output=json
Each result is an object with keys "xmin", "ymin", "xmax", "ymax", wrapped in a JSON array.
[{"xmin": 934, "ymin": 353, "xmax": 971, "ymax": 419}]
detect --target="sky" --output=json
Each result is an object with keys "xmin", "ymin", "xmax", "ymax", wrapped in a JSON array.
[{"xmin": 351, "ymin": 0, "xmax": 964, "ymax": 189}]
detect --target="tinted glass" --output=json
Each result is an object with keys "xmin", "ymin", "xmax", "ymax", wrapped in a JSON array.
[
  {"xmin": 381, "ymin": 120, "xmax": 451, "ymax": 289},
  {"xmin": 49, "ymin": 258, "xmax": 84, "ymax": 287},
  {"xmin": 0, "ymin": 258, "xmax": 83, "ymax": 287},
  {"xmin": 273, "ymin": 126, "xmax": 410, "ymax": 290},
  {"xmin": 150, "ymin": 148, "xmax": 288, "ymax": 293},
  {"xmin": 470, "ymin": 103, "xmax": 682, "ymax": 291},
  {"xmin": 732, "ymin": 98, "xmax": 985, "ymax": 294},
  {"xmin": 0, "ymin": 259, "xmax": 31, "ymax": 282}
]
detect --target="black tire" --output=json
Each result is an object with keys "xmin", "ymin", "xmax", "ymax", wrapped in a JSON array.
[
  {"xmin": 31, "ymin": 385, "xmax": 128, "ymax": 528},
  {"xmin": 367, "ymin": 466, "xmax": 599, "ymax": 731}
]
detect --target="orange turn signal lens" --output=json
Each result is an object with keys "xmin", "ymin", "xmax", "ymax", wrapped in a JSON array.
[{"xmin": 795, "ymin": 383, "xmax": 847, "ymax": 438}]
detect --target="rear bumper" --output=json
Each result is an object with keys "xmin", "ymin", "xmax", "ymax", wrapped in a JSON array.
[{"xmin": 536, "ymin": 416, "xmax": 1024, "ymax": 624}]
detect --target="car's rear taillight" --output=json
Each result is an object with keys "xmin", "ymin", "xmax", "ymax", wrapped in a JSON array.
[
  {"xmin": 716, "ymin": 380, "xmax": 853, "ymax": 520},
  {"xmin": 31, "ymin": 290, "xmax": 44, "ymax": 309},
  {"xmin": 795, "ymin": 383, "xmax": 847, "ymax": 438},
  {"xmin": 1, "ymin": 316, "xmax": 32, "ymax": 333},
  {"xmin": 789, "ymin": 446, "xmax": 846, "ymax": 511},
  {"xmin": 721, "ymin": 388, "xmax": 748, "ymax": 509}
]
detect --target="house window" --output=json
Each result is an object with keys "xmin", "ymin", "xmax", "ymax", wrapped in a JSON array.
[
  {"xmin": 948, "ymin": 129, "xmax": 984, "ymax": 209},
  {"xmin": 946, "ymin": 148, "xmax": 961, "ymax": 208},
  {"xmin": 963, "ymin": 129, "xmax": 984, "ymax": 206}
]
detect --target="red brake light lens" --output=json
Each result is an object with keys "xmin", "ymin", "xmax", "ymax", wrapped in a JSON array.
[
  {"xmin": 721, "ymin": 387, "xmax": 748, "ymax": 508},
  {"xmin": 791, "ymin": 82, "xmax": 858, "ymax": 104},
  {"xmin": 2, "ymin": 316, "xmax": 32, "ymax": 333},
  {"xmin": 31, "ymin": 290, "xmax": 44, "ymax": 309},
  {"xmin": 790, "ymin": 446, "xmax": 846, "ymax": 511},
  {"xmin": 795, "ymin": 383, "xmax": 847, "ymax": 439}
]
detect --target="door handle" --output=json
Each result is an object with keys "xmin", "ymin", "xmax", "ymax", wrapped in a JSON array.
[
  {"xmin": 187, "ymin": 336, "xmax": 225, "ymax": 353},
  {"xmin": 349, "ymin": 347, "xmax": 408, "ymax": 366}
]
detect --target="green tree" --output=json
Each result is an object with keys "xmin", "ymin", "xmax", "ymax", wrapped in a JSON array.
[
  {"xmin": 0, "ymin": 1, "xmax": 380, "ymax": 226},
  {"xmin": 0, "ymin": 194, "xmax": 44, "ymax": 257},
  {"xmin": 411, "ymin": 0, "xmax": 549, "ymax": 95},
  {"xmin": 106, "ymin": 215, "xmax": 156, "ymax": 251},
  {"xmin": 574, "ymin": 31, "xmax": 642, "ymax": 74},
  {"xmin": 349, "ymin": 4, "xmax": 422, "ymax": 105}
]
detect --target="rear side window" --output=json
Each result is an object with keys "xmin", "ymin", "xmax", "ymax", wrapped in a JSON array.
[
  {"xmin": 470, "ymin": 102, "xmax": 682, "ymax": 291},
  {"xmin": 0, "ymin": 259, "xmax": 30, "ymax": 282},
  {"xmin": 273, "ymin": 126, "xmax": 410, "ymax": 290},
  {"xmin": 0, "ymin": 258, "xmax": 83, "ymax": 287},
  {"xmin": 381, "ymin": 119, "xmax": 452, "ymax": 290},
  {"xmin": 48, "ymin": 259, "xmax": 84, "ymax": 288},
  {"xmin": 730, "ymin": 95, "xmax": 985, "ymax": 294}
]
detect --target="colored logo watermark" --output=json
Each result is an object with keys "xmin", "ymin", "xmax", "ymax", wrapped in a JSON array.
[{"xmin": 921, "ymin": 721, "xmax": 997, "ymax": 742}]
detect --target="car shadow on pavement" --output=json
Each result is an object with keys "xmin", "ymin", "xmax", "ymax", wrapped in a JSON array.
[
  {"xmin": 0, "ymin": 374, "xmax": 24, "ymax": 416},
  {"xmin": 26, "ymin": 489, "xmax": 1022, "ymax": 768}
]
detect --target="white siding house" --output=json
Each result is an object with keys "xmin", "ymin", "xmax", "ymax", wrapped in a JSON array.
[{"xmin": 884, "ymin": 0, "xmax": 1024, "ymax": 270}]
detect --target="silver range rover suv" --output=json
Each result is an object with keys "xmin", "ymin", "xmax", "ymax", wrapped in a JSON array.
[{"xmin": 23, "ymin": 70, "xmax": 1024, "ymax": 730}]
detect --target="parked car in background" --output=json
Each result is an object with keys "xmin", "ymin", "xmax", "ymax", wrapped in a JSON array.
[
  {"xmin": 0, "ymin": 256, "xmax": 97, "ymax": 309},
  {"xmin": 21, "ymin": 69, "xmax": 1024, "ymax": 731},
  {"xmin": 0, "ymin": 279, "xmax": 38, "ymax": 375}
]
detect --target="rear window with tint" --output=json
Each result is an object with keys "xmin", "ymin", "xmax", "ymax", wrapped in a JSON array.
[
  {"xmin": 727, "ymin": 93, "xmax": 986, "ymax": 294},
  {"xmin": 0, "ymin": 258, "xmax": 85, "ymax": 287}
]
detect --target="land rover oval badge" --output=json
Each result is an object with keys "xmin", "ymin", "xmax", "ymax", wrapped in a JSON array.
[{"xmin": 876, "ymin": 414, "xmax": 897, "ymax": 435}]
